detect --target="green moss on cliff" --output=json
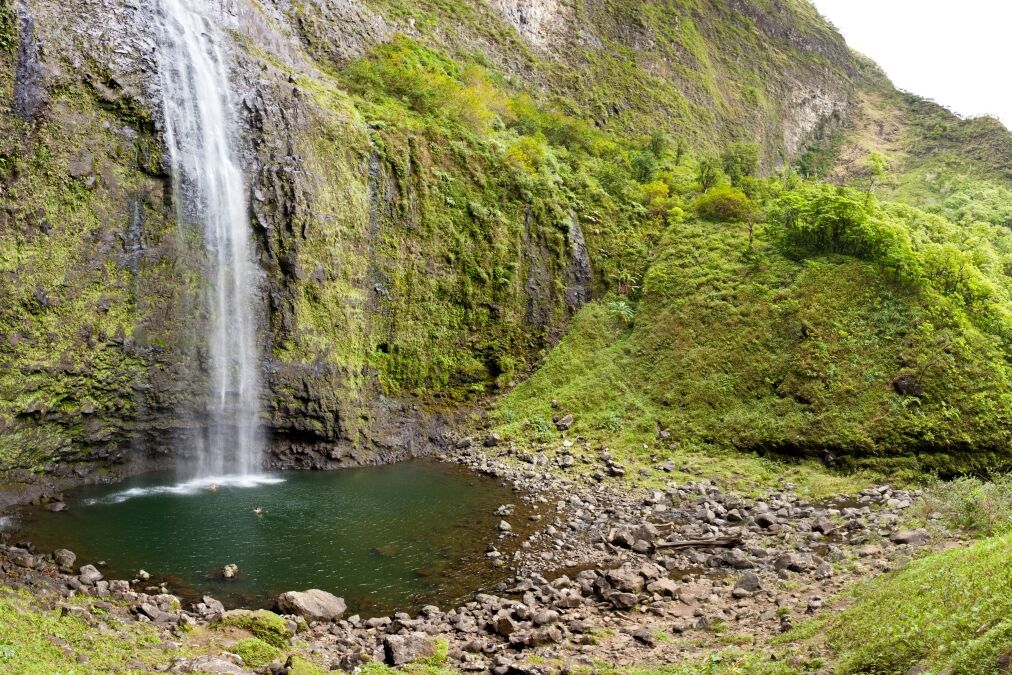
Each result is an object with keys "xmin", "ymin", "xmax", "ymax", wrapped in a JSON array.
[{"xmin": 0, "ymin": 83, "xmax": 198, "ymax": 472}]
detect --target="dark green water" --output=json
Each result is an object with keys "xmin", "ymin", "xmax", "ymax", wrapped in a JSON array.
[{"xmin": 11, "ymin": 460, "xmax": 524, "ymax": 616}]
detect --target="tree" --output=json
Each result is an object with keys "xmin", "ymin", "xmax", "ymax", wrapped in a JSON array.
[
  {"xmin": 631, "ymin": 151, "xmax": 657, "ymax": 183},
  {"xmin": 720, "ymin": 142, "xmax": 760, "ymax": 186},
  {"xmin": 648, "ymin": 131, "xmax": 670, "ymax": 158},
  {"xmin": 865, "ymin": 151, "xmax": 892, "ymax": 193},
  {"xmin": 697, "ymin": 157, "xmax": 722, "ymax": 192}
]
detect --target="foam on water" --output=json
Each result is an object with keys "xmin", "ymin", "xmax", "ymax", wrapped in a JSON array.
[{"xmin": 87, "ymin": 474, "xmax": 285, "ymax": 506}]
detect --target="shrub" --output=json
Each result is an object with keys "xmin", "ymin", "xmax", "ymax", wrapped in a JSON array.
[
  {"xmin": 692, "ymin": 185, "xmax": 757, "ymax": 222},
  {"xmin": 231, "ymin": 637, "xmax": 282, "ymax": 668},
  {"xmin": 217, "ymin": 610, "xmax": 289, "ymax": 648}
]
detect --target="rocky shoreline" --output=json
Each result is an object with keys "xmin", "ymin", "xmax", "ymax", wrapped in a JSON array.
[{"xmin": 0, "ymin": 440, "xmax": 957, "ymax": 673}]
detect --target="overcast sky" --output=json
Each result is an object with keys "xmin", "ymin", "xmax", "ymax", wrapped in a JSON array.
[{"xmin": 809, "ymin": 0, "xmax": 1011, "ymax": 128}]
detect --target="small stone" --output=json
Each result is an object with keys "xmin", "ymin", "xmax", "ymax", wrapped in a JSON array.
[
  {"xmin": 815, "ymin": 561, "xmax": 834, "ymax": 579},
  {"xmin": 555, "ymin": 414, "xmax": 574, "ymax": 431},
  {"xmin": 222, "ymin": 564, "xmax": 239, "ymax": 579},
  {"xmin": 498, "ymin": 520, "xmax": 512, "ymax": 532}
]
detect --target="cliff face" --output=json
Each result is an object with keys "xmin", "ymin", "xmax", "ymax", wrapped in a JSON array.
[{"xmin": 0, "ymin": 0, "xmax": 962, "ymax": 482}]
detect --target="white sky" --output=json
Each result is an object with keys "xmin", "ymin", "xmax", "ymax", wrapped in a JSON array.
[{"xmin": 809, "ymin": 0, "xmax": 1012, "ymax": 128}]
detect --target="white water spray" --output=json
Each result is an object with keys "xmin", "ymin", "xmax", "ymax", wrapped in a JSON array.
[{"xmin": 157, "ymin": 0, "xmax": 263, "ymax": 478}]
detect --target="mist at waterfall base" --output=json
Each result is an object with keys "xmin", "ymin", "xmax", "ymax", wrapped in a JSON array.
[{"xmin": 13, "ymin": 461, "xmax": 527, "ymax": 616}]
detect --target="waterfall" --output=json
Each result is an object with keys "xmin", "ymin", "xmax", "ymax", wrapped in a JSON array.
[{"xmin": 156, "ymin": 0, "xmax": 263, "ymax": 479}]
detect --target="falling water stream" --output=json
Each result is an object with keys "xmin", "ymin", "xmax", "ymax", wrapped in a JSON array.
[{"xmin": 157, "ymin": 0, "xmax": 264, "ymax": 481}]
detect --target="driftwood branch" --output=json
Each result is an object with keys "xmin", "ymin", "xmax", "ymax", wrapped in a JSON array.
[{"xmin": 654, "ymin": 535, "xmax": 742, "ymax": 550}]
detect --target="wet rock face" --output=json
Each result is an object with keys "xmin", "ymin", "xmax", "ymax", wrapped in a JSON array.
[{"xmin": 13, "ymin": 4, "xmax": 45, "ymax": 120}]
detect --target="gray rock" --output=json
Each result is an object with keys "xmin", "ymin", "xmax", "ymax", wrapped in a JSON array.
[
  {"xmin": 815, "ymin": 561, "xmax": 834, "ymax": 579},
  {"xmin": 734, "ymin": 571, "xmax": 762, "ymax": 594},
  {"xmin": 276, "ymin": 589, "xmax": 346, "ymax": 622},
  {"xmin": 631, "ymin": 627, "xmax": 656, "ymax": 647},
  {"xmin": 645, "ymin": 577, "xmax": 678, "ymax": 597},
  {"xmin": 812, "ymin": 517, "xmax": 836, "ymax": 534},
  {"xmin": 385, "ymin": 632, "xmax": 435, "ymax": 666},
  {"xmin": 491, "ymin": 611, "xmax": 517, "ymax": 637},
  {"xmin": 555, "ymin": 414, "xmax": 574, "ymax": 431},
  {"xmin": 138, "ymin": 603, "xmax": 174, "ymax": 623},
  {"xmin": 606, "ymin": 567, "xmax": 645, "ymax": 593},
  {"xmin": 755, "ymin": 513, "xmax": 778, "ymax": 528},
  {"xmin": 173, "ymin": 655, "xmax": 248, "ymax": 674},
  {"xmin": 607, "ymin": 592, "xmax": 638, "ymax": 610},
  {"xmin": 53, "ymin": 549, "xmax": 76, "ymax": 570},
  {"xmin": 78, "ymin": 564, "xmax": 103, "ymax": 585},
  {"xmin": 200, "ymin": 595, "xmax": 225, "ymax": 615},
  {"xmin": 773, "ymin": 553, "xmax": 812, "ymax": 573},
  {"xmin": 11, "ymin": 549, "xmax": 35, "ymax": 569},
  {"xmin": 532, "ymin": 609, "xmax": 559, "ymax": 626},
  {"xmin": 890, "ymin": 529, "xmax": 928, "ymax": 546}
]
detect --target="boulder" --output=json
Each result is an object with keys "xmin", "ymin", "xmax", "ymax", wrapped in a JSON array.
[
  {"xmin": 276, "ymin": 589, "xmax": 347, "ymax": 622},
  {"xmin": 491, "ymin": 611, "xmax": 518, "ymax": 637},
  {"xmin": 734, "ymin": 571, "xmax": 762, "ymax": 595},
  {"xmin": 606, "ymin": 567, "xmax": 645, "ymax": 593},
  {"xmin": 890, "ymin": 529, "xmax": 928, "ymax": 546},
  {"xmin": 607, "ymin": 592, "xmax": 638, "ymax": 610},
  {"xmin": 78, "ymin": 564, "xmax": 103, "ymax": 585},
  {"xmin": 53, "ymin": 549, "xmax": 76, "ymax": 570},
  {"xmin": 109, "ymin": 580, "xmax": 130, "ymax": 594},
  {"xmin": 554, "ymin": 414, "xmax": 574, "ymax": 431},
  {"xmin": 385, "ymin": 632, "xmax": 435, "ymax": 666},
  {"xmin": 631, "ymin": 627, "xmax": 657, "ymax": 647},
  {"xmin": 10, "ymin": 550, "xmax": 35, "ymax": 569},
  {"xmin": 645, "ymin": 577, "xmax": 678, "ymax": 597}
]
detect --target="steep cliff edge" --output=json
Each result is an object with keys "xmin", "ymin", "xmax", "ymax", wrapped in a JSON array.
[{"xmin": 1, "ymin": 0, "xmax": 1009, "ymax": 484}]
